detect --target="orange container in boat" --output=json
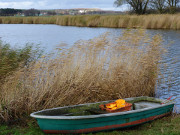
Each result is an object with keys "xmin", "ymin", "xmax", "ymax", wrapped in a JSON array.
[{"xmin": 99, "ymin": 102, "xmax": 132, "ymax": 113}]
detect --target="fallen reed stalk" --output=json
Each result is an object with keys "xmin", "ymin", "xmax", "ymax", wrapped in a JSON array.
[
  {"xmin": 0, "ymin": 29, "xmax": 165, "ymax": 123},
  {"xmin": 0, "ymin": 14, "xmax": 179, "ymax": 29}
]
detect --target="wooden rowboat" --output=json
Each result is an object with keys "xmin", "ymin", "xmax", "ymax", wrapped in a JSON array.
[{"xmin": 30, "ymin": 96, "xmax": 174, "ymax": 134}]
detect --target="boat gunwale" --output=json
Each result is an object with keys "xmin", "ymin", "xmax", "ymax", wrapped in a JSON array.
[{"xmin": 30, "ymin": 96, "xmax": 175, "ymax": 120}]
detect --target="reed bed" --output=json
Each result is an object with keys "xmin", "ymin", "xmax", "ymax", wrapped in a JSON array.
[
  {"xmin": 0, "ymin": 30, "xmax": 165, "ymax": 123},
  {"xmin": 0, "ymin": 16, "xmax": 56, "ymax": 24},
  {"xmin": 0, "ymin": 14, "xmax": 180, "ymax": 29}
]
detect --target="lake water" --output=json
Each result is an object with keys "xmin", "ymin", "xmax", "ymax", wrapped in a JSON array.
[{"xmin": 0, "ymin": 24, "xmax": 179, "ymax": 112}]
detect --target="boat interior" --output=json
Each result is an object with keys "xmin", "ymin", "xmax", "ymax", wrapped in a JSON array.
[{"xmin": 35, "ymin": 97, "xmax": 163, "ymax": 116}]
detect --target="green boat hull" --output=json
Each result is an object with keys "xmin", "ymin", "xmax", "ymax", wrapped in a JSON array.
[{"xmin": 31, "ymin": 97, "xmax": 174, "ymax": 134}]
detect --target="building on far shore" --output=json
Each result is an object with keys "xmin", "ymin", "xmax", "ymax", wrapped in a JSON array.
[
  {"xmin": 54, "ymin": 8, "xmax": 123, "ymax": 15},
  {"xmin": 6, "ymin": 8, "xmax": 124, "ymax": 16}
]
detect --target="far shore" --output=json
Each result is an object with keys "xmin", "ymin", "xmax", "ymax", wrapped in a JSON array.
[{"xmin": 0, "ymin": 14, "xmax": 180, "ymax": 30}]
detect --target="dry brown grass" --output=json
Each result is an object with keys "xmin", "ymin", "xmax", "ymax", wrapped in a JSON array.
[
  {"xmin": 0, "ymin": 30, "xmax": 165, "ymax": 123},
  {"xmin": 0, "ymin": 14, "xmax": 180, "ymax": 29},
  {"xmin": 55, "ymin": 14, "xmax": 180, "ymax": 29}
]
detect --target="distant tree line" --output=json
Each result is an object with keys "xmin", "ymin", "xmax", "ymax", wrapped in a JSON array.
[
  {"xmin": 0, "ymin": 8, "xmax": 57, "ymax": 16},
  {"xmin": 0, "ymin": 8, "xmax": 22, "ymax": 16},
  {"xmin": 114, "ymin": 0, "xmax": 180, "ymax": 14}
]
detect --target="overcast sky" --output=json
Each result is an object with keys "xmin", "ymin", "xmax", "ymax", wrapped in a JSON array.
[{"xmin": 0, "ymin": 0, "xmax": 128, "ymax": 11}]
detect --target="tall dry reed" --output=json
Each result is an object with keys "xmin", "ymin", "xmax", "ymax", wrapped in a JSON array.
[
  {"xmin": 0, "ymin": 30, "xmax": 165, "ymax": 123},
  {"xmin": 0, "ymin": 14, "xmax": 179, "ymax": 29}
]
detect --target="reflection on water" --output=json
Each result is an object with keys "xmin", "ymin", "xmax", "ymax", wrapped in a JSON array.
[{"xmin": 0, "ymin": 24, "xmax": 179, "ymax": 111}]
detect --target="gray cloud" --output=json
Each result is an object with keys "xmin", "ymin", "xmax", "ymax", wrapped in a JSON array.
[{"xmin": 0, "ymin": 0, "xmax": 126, "ymax": 11}]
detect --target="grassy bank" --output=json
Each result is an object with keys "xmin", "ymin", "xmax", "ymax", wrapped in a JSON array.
[
  {"xmin": 0, "ymin": 14, "xmax": 180, "ymax": 29},
  {"xmin": 1, "ymin": 115, "xmax": 180, "ymax": 135},
  {"xmin": 0, "ymin": 29, "xmax": 165, "ymax": 123}
]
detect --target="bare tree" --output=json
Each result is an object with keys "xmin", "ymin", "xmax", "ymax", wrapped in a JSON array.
[
  {"xmin": 114, "ymin": 0, "xmax": 150, "ymax": 14},
  {"xmin": 167, "ymin": 0, "xmax": 180, "ymax": 13},
  {"xmin": 47, "ymin": 11, "xmax": 57, "ymax": 16},
  {"xmin": 24, "ymin": 9, "xmax": 40, "ymax": 16},
  {"xmin": 150, "ymin": 0, "xmax": 166, "ymax": 13}
]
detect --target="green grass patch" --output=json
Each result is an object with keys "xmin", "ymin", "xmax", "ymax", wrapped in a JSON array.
[{"xmin": 0, "ymin": 41, "xmax": 42, "ymax": 80}]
